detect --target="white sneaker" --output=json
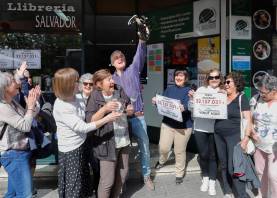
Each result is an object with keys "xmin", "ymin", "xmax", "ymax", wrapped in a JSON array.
[
  {"xmin": 200, "ymin": 177, "xmax": 209, "ymax": 192},
  {"xmin": 208, "ymin": 180, "xmax": 216, "ymax": 196},
  {"xmin": 223, "ymin": 194, "xmax": 234, "ymax": 198}
]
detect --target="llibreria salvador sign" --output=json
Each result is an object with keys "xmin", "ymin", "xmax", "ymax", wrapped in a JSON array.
[{"xmin": 0, "ymin": 0, "xmax": 81, "ymax": 33}]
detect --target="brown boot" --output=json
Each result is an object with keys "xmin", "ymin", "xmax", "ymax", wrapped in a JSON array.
[{"xmin": 144, "ymin": 176, "xmax": 155, "ymax": 191}]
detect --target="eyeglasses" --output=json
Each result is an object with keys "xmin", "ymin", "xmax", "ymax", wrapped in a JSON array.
[
  {"xmin": 258, "ymin": 90, "xmax": 270, "ymax": 95},
  {"xmin": 83, "ymin": 82, "xmax": 93, "ymax": 87},
  {"xmin": 208, "ymin": 75, "xmax": 220, "ymax": 80},
  {"xmin": 224, "ymin": 80, "xmax": 233, "ymax": 85}
]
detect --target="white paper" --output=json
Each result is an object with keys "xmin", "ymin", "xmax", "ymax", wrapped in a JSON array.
[
  {"xmin": 193, "ymin": 92, "xmax": 227, "ymax": 119},
  {"xmin": 156, "ymin": 94, "xmax": 183, "ymax": 122}
]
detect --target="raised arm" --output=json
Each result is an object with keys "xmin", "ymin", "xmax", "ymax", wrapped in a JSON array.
[{"xmin": 128, "ymin": 40, "xmax": 146, "ymax": 74}]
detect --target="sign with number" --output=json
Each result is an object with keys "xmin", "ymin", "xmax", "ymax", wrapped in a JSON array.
[
  {"xmin": 156, "ymin": 94, "xmax": 183, "ymax": 122},
  {"xmin": 193, "ymin": 92, "xmax": 227, "ymax": 119},
  {"xmin": 13, "ymin": 49, "xmax": 41, "ymax": 69}
]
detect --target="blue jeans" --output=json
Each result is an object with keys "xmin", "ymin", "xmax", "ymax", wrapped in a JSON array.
[
  {"xmin": 0, "ymin": 150, "xmax": 32, "ymax": 198},
  {"xmin": 129, "ymin": 116, "xmax": 151, "ymax": 177}
]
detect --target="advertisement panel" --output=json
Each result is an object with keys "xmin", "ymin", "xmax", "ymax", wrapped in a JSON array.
[
  {"xmin": 197, "ymin": 36, "xmax": 220, "ymax": 87},
  {"xmin": 147, "ymin": 44, "xmax": 163, "ymax": 73}
]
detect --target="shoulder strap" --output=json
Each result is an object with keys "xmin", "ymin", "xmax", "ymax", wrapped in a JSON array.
[
  {"xmin": 0, "ymin": 123, "xmax": 8, "ymax": 140},
  {"xmin": 239, "ymin": 94, "xmax": 243, "ymax": 119},
  {"xmin": 253, "ymin": 94, "xmax": 260, "ymax": 110}
]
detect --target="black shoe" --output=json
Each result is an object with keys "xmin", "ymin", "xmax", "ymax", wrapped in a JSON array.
[
  {"xmin": 155, "ymin": 161, "xmax": 164, "ymax": 169},
  {"xmin": 175, "ymin": 177, "xmax": 183, "ymax": 185}
]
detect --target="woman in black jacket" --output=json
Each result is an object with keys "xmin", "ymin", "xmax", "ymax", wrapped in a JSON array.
[{"xmin": 86, "ymin": 69, "xmax": 134, "ymax": 198}]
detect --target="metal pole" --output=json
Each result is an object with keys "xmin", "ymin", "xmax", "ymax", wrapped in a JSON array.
[
  {"xmin": 80, "ymin": 0, "xmax": 85, "ymax": 74},
  {"xmin": 220, "ymin": 0, "xmax": 227, "ymax": 76},
  {"xmin": 229, "ymin": 0, "xmax": 232, "ymax": 73}
]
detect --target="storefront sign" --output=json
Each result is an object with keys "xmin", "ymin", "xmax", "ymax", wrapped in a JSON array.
[
  {"xmin": 193, "ymin": 0, "xmax": 220, "ymax": 36},
  {"xmin": 231, "ymin": 16, "xmax": 252, "ymax": 40},
  {"xmin": 193, "ymin": 92, "xmax": 227, "ymax": 119},
  {"xmin": 146, "ymin": 5, "xmax": 193, "ymax": 42},
  {"xmin": 1, "ymin": 0, "xmax": 80, "ymax": 33},
  {"xmin": 0, "ymin": 49, "xmax": 13, "ymax": 69},
  {"xmin": 13, "ymin": 50, "xmax": 41, "ymax": 69},
  {"xmin": 156, "ymin": 94, "xmax": 183, "ymax": 122}
]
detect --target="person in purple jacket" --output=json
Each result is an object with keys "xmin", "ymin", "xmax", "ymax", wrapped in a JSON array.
[{"xmin": 111, "ymin": 39, "xmax": 154, "ymax": 190}]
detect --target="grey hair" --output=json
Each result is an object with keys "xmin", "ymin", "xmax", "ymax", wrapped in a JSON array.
[
  {"xmin": 78, "ymin": 73, "xmax": 93, "ymax": 92},
  {"xmin": 110, "ymin": 50, "xmax": 124, "ymax": 65},
  {"xmin": 0, "ymin": 72, "xmax": 14, "ymax": 102},
  {"xmin": 257, "ymin": 75, "xmax": 277, "ymax": 91}
]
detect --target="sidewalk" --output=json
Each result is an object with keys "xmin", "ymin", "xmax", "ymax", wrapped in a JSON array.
[
  {"xmin": 0, "ymin": 143, "xmax": 200, "ymax": 178},
  {"xmin": 0, "ymin": 143, "xmax": 255, "ymax": 197}
]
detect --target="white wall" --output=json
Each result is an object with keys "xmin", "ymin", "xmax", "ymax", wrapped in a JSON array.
[{"xmin": 142, "ymin": 44, "xmax": 164, "ymax": 127}]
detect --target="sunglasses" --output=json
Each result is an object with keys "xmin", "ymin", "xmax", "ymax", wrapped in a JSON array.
[
  {"xmin": 208, "ymin": 75, "xmax": 220, "ymax": 80},
  {"xmin": 224, "ymin": 80, "xmax": 233, "ymax": 85},
  {"xmin": 83, "ymin": 82, "xmax": 93, "ymax": 86}
]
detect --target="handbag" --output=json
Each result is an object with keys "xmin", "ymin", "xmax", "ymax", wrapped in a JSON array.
[{"xmin": 239, "ymin": 94, "xmax": 255, "ymax": 155}]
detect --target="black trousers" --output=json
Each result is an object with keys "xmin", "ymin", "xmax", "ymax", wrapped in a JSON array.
[
  {"xmin": 194, "ymin": 131, "xmax": 218, "ymax": 180},
  {"xmin": 214, "ymin": 132, "xmax": 247, "ymax": 198}
]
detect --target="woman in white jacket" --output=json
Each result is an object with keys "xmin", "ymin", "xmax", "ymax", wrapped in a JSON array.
[{"xmin": 188, "ymin": 69, "xmax": 224, "ymax": 196}]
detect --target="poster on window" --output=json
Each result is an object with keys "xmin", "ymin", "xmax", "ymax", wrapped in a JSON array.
[
  {"xmin": 147, "ymin": 44, "xmax": 163, "ymax": 73},
  {"xmin": 13, "ymin": 50, "xmax": 41, "ymax": 69},
  {"xmin": 193, "ymin": 0, "xmax": 220, "ymax": 36},
  {"xmin": 253, "ymin": 9, "xmax": 271, "ymax": 30},
  {"xmin": 167, "ymin": 69, "xmax": 175, "ymax": 85},
  {"xmin": 0, "ymin": 49, "xmax": 14, "ymax": 69},
  {"xmin": 193, "ymin": 92, "xmax": 227, "ymax": 119},
  {"xmin": 171, "ymin": 41, "xmax": 189, "ymax": 65},
  {"xmin": 197, "ymin": 36, "xmax": 220, "ymax": 87},
  {"xmin": 155, "ymin": 94, "xmax": 183, "ymax": 122}
]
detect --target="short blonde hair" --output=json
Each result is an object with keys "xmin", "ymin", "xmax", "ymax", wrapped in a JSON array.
[
  {"xmin": 93, "ymin": 69, "xmax": 111, "ymax": 90},
  {"xmin": 53, "ymin": 67, "xmax": 79, "ymax": 100}
]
